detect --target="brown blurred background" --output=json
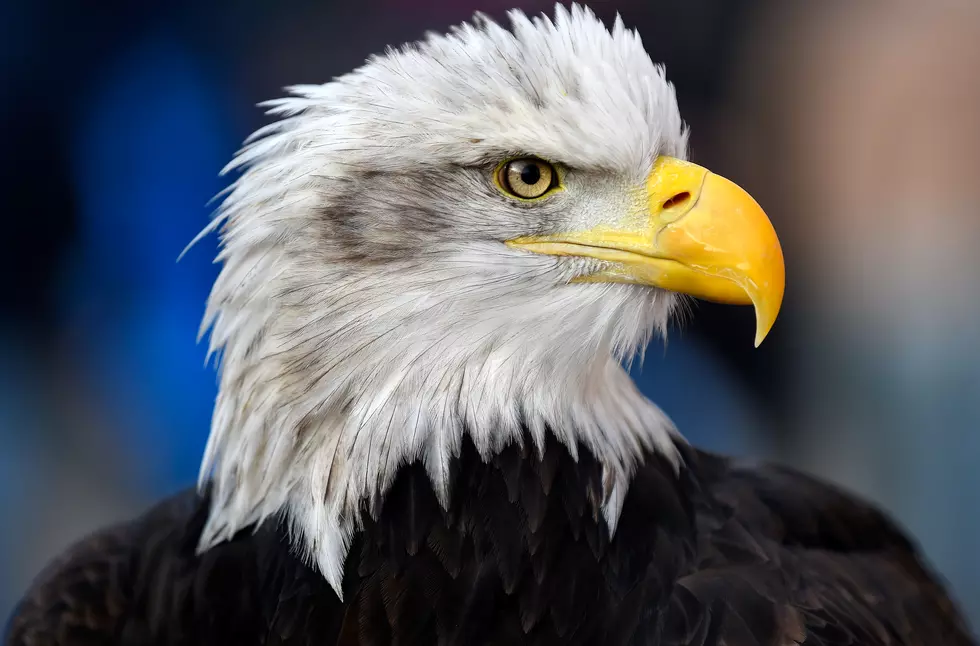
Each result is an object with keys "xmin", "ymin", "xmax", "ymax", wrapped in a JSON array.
[{"xmin": 2, "ymin": 0, "xmax": 979, "ymax": 630}]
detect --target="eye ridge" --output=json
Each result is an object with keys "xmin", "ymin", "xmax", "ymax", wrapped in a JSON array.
[{"xmin": 497, "ymin": 157, "xmax": 559, "ymax": 200}]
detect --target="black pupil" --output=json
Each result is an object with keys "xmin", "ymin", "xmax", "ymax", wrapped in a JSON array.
[{"xmin": 519, "ymin": 162, "xmax": 541, "ymax": 186}]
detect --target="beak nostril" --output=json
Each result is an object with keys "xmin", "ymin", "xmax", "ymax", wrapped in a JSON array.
[{"xmin": 662, "ymin": 191, "xmax": 691, "ymax": 210}]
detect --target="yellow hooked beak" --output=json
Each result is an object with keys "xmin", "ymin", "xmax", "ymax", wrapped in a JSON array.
[{"xmin": 505, "ymin": 156, "xmax": 785, "ymax": 346}]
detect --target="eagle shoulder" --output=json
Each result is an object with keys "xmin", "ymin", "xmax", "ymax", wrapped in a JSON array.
[
  {"xmin": 668, "ymin": 449, "xmax": 977, "ymax": 646},
  {"xmin": 5, "ymin": 513, "xmax": 139, "ymax": 646},
  {"xmin": 5, "ymin": 490, "xmax": 224, "ymax": 646}
]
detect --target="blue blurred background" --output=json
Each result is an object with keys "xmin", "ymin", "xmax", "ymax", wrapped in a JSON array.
[{"xmin": 3, "ymin": 0, "xmax": 979, "ymax": 630}]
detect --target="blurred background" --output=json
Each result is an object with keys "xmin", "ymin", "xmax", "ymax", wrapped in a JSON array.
[{"xmin": 3, "ymin": 0, "xmax": 979, "ymax": 630}]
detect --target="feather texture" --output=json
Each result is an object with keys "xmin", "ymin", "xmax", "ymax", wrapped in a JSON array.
[{"xmin": 7, "ymin": 435, "xmax": 974, "ymax": 645}]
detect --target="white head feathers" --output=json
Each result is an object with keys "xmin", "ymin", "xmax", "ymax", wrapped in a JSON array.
[{"xmin": 195, "ymin": 3, "xmax": 688, "ymax": 595}]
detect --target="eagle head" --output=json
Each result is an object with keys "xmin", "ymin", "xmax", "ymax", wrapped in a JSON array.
[{"xmin": 194, "ymin": 4, "xmax": 784, "ymax": 594}]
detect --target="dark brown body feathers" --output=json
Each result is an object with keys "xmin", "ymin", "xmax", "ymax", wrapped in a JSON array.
[{"xmin": 6, "ymin": 434, "xmax": 974, "ymax": 645}]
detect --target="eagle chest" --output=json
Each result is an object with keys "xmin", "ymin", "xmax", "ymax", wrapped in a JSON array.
[{"xmin": 283, "ymin": 436, "xmax": 697, "ymax": 646}]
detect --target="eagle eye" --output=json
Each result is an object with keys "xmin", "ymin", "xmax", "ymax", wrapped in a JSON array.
[{"xmin": 496, "ymin": 158, "xmax": 557, "ymax": 200}]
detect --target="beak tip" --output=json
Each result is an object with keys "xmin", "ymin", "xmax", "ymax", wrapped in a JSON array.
[
  {"xmin": 752, "ymin": 259, "xmax": 785, "ymax": 348},
  {"xmin": 752, "ymin": 304, "xmax": 780, "ymax": 348}
]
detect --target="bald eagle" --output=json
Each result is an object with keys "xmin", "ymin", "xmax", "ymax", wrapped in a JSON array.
[{"xmin": 6, "ymin": 5, "xmax": 975, "ymax": 646}]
